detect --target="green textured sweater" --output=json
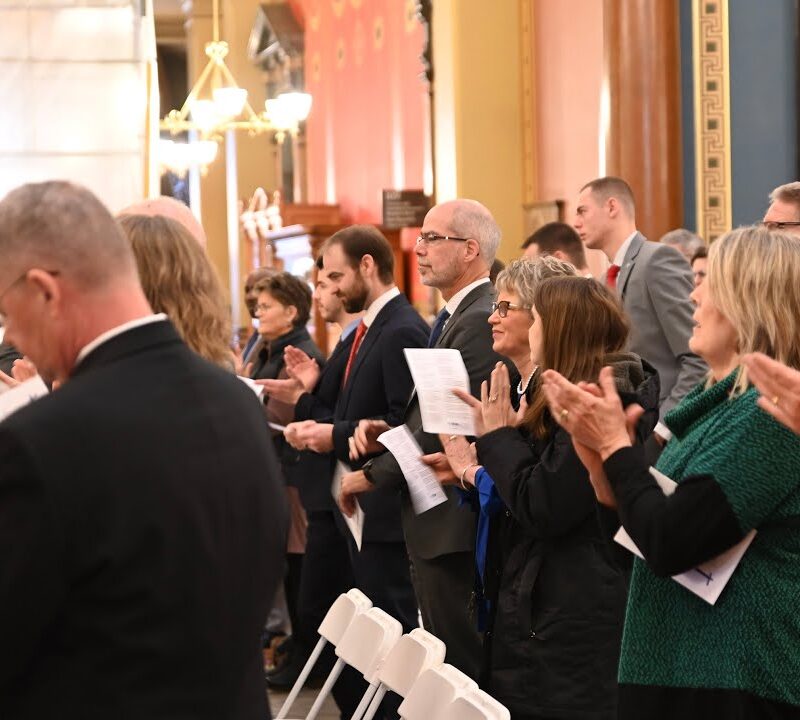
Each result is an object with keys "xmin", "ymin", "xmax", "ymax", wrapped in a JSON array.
[{"xmin": 618, "ymin": 370, "xmax": 800, "ymax": 706}]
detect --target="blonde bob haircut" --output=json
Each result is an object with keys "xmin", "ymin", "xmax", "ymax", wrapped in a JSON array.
[
  {"xmin": 495, "ymin": 255, "xmax": 578, "ymax": 309},
  {"xmin": 117, "ymin": 214, "xmax": 234, "ymax": 370},
  {"xmin": 707, "ymin": 225, "xmax": 800, "ymax": 394}
]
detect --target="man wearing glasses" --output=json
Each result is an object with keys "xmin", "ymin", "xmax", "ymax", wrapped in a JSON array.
[
  {"xmin": 762, "ymin": 181, "xmax": 800, "ymax": 235},
  {"xmin": 340, "ymin": 199, "xmax": 512, "ymax": 680},
  {"xmin": 0, "ymin": 181, "xmax": 288, "ymax": 719}
]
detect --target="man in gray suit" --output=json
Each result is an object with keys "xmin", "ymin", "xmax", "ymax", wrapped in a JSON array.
[
  {"xmin": 763, "ymin": 181, "xmax": 800, "ymax": 235},
  {"xmin": 574, "ymin": 176, "xmax": 706, "ymax": 445},
  {"xmin": 339, "ymin": 199, "xmax": 510, "ymax": 680}
]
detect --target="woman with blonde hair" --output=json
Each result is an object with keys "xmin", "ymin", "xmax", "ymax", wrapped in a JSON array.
[
  {"xmin": 117, "ymin": 214, "xmax": 234, "ymax": 369},
  {"xmin": 544, "ymin": 226, "xmax": 800, "ymax": 718}
]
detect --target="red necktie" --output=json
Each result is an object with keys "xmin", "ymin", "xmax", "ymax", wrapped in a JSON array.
[
  {"xmin": 342, "ymin": 321, "xmax": 367, "ymax": 386},
  {"xmin": 606, "ymin": 264, "xmax": 621, "ymax": 290}
]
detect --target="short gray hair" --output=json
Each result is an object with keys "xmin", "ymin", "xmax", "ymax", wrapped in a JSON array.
[
  {"xmin": 660, "ymin": 228, "xmax": 704, "ymax": 255},
  {"xmin": 449, "ymin": 200, "xmax": 501, "ymax": 266},
  {"xmin": 769, "ymin": 181, "xmax": 800, "ymax": 208},
  {"xmin": 495, "ymin": 256, "xmax": 577, "ymax": 308},
  {"xmin": 0, "ymin": 181, "xmax": 138, "ymax": 289}
]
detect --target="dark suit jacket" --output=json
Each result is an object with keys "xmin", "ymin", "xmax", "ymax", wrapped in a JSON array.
[
  {"xmin": 368, "ymin": 281, "xmax": 514, "ymax": 559},
  {"xmin": 292, "ymin": 330, "xmax": 355, "ymax": 511},
  {"xmin": 0, "ymin": 320, "xmax": 288, "ymax": 720},
  {"xmin": 331, "ymin": 293, "xmax": 429, "ymax": 543},
  {"xmin": 0, "ymin": 341, "xmax": 22, "ymax": 376},
  {"xmin": 616, "ymin": 233, "xmax": 707, "ymax": 417}
]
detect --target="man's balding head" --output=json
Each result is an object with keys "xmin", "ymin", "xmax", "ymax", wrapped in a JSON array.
[
  {"xmin": 120, "ymin": 196, "xmax": 207, "ymax": 248},
  {"xmin": 0, "ymin": 181, "xmax": 150, "ymax": 384},
  {"xmin": 0, "ymin": 181, "xmax": 139, "ymax": 291},
  {"xmin": 416, "ymin": 198, "xmax": 500, "ymax": 300}
]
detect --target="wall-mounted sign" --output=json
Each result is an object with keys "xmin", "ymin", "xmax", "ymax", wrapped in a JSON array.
[{"xmin": 382, "ymin": 190, "xmax": 431, "ymax": 229}]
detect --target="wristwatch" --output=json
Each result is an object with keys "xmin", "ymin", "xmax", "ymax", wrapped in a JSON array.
[{"xmin": 361, "ymin": 459, "xmax": 376, "ymax": 484}]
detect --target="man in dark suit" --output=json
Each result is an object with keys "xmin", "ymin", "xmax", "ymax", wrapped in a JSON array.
[
  {"xmin": 285, "ymin": 226, "xmax": 428, "ymax": 640},
  {"xmin": 339, "ymin": 199, "xmax": 511, "ymax": 680},
  {"xmin": 0, "ymin": 180, "xmax": 288, "ymax": 720},
  {"xmin": 574, "ymin": 176, "xmax": 706, "ymax": 445}
]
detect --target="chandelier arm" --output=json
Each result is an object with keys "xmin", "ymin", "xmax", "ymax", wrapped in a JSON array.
[
  {"xmin": 212, "ymin": 0, "xmax": 220, "ymax": 43},
  {"xmin": 176, "ymin": 58, "xmax": 219, "ymax": 120}
]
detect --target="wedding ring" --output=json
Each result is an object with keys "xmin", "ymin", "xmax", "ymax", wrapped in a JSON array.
[
  {"xmin": 560, "ymin": 408, "xmax": 569, "ymax": 421},
  {"xmin": 489, "ymin": 396, "xmax": 498, "ymax": 403},
  {"xmin": 448, "ymin": 434, "xmax": 458, "ymax": 442},
  {"xmin": 772, "ymin": 395, "xmax": 780, "ymax": 406}
]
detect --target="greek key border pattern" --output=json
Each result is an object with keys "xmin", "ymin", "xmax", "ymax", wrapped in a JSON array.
[{"xmin": 693, "ymin": 0, "xmax": 732, "ymax": 242}]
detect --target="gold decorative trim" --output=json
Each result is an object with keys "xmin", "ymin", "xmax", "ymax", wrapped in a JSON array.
[
  {"xmin": 692, "ymin": 0, "xmax": 732, "ymax": 242},
  {"xmin": 520, "ymin": 0, "xmax": 537, "ymax": 205}
]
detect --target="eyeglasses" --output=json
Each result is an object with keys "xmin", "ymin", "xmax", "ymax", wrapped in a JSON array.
[
  {"xmin": 761, "ymin": 220, "xmax": 800, "ymax": 231},
  {"xmin": 491, "ymin": 300, "xmax": 531, "ymax": 318},
  {"xmin": 415, "ymin": 232, "xmax": 471, "ymax": 246},
  {"xmin": 0, "ymin": 269, "xmax": 62, "ymax": 325},
  {"xmin": 254, "ymin": 303, "xmax": 272, "ymax": 314}
]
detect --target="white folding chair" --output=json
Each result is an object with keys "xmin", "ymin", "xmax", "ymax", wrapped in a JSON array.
[
  {"xmin": 357, "ymin": 628, "xmax": 446, "ymax": 720},
  {"xmin": 439, "ymin": 687, "xmax": 510, "ymax": 720},
  {"xmin": 306, "ymin": 606, "xmax": 403, "ymax": 720},
  {"xmin": 275, "ymin": 588, "xmax": 372, "ymax": 720},
  {"xmin": 398, "ymin": 663, "xmax": 478, "ymax": 720}
]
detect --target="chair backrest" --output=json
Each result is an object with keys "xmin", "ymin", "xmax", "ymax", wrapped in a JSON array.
[
  {"xmin": 377, "ymin": 628, "xmax": 446, "ymax": 696},
  {"xmin": 317, "ymin": 588, "xmax": 372, "ymax": 645},
  {"xmin": 398, "ymin": 664, "xmax": 478, "ymax": 720},
  {"xmin": 439, "ymin": 688, "xmax": 510, "ymax": 720},
  {"xmin": 335, "ymin": 606, "xmax": 403, "ymax": 678}
]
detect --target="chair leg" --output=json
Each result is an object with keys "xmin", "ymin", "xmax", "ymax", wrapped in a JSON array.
[
  {"xmin": 275, "ymin": 636, "xmax": 328, "ymax": 719},
  {"xmin": 358, "ymin": 684, "xmax": 387, "ymax": 720},
  {"xmin": 305, "ymin": 657, "xmax": 346, "ymax": 720}
]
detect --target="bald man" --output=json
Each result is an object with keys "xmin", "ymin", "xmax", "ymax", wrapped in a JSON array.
[
  {"xmin": 119, "ymin": 195, "xmax": 207, "ymax": 248},
  {"xmin": 0, "ymin": 181, "xmax": 286, "ymax": 719},
  {"xmin": 340, "ymin": 199, "xmax": 513, "ymax": 680}
]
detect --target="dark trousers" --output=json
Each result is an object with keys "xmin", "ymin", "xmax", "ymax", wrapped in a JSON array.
[
  {"xmin": 297, "ymin": 510, "xmax": 363, "ymax": 720},
  {"xmin": 409, "ymin": 549, "xmax": 483, "ymax": 680}
]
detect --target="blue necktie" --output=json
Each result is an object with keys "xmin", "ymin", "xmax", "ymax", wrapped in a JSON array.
[{"xmin": 427, "ymin": 308, "xmax": 451, "ymax": 347}]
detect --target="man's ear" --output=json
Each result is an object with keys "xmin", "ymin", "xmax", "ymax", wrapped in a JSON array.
[
  {"xmin": 606, "ymin": 197, "xmax": 620, "ymax": 219},
  {"xmin": 360, "ymin": 254, "xmax": 376, "ymax": 277},
  {"xmin": 553, "ymin": 250, "xmax": 569, "ymax": 262},
  {"xmin": 27, "ymin": 269, "xmax": 60, "ymax": 308}
]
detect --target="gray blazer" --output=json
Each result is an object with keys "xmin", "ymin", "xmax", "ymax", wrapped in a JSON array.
[
  {"xmin": 367, "ymin": 281, "xmax": 512, "ymax": 559},
  {"xmin": 617, "ymin": 232, "xmax": 707, "ymax": 418}
]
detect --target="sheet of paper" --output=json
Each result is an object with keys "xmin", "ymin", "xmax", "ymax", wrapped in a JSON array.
[
  {"xmin": 237, "ymin": 375, "xmax": 264, "ymax": 398},
  {"xmin": 331, "ymin": 461, "xmax": 364, "ymax": 551},
  {"xmin": 403, "ymin": 348, "xmax": 475, "ymax": 436},
  {"xmin": 378, "ymin": 425, "xmax": 448, "ymax": 515},
  {"xmin": 614, "ymin": 466, "xmax": 756, "ymax": 605},
  {"xmin": 0, "ymin": 376, "xmax": 49, "ymax": 423},
  {"xmin": 268, "ymin": 422, "xmax": 286, "ymax": 432}
]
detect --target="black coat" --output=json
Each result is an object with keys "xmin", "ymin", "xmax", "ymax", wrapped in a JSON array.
[
  {"xmin": 292, "ymin": 329, "xmax": 355, "ymax": 511},
  {"xmin": 0, "ymin": 320, "xmax": 288, "ymax": 719},
  {"xmin": 474, "ymin": 361, "xmax": 660, "ymax": 720},
  {"xmin": 250, "ymin": 326, "xmax": 325, "ymax": 489}
]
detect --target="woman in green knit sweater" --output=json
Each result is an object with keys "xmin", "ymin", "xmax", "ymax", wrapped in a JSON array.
[{"xmin": 542, "ymin": 225, "xmax": 800, "ymax": 718}]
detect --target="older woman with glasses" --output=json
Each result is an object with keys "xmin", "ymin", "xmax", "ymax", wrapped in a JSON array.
[
  {"xmin": 425, "ymin": 276, "xmax": 659, "ymax": 720},
  {"xmin": 544, "ymin": 226, "xmax": 800, "ymax": 719},
  {"xmin": 489, "ymin": 256, "xmax": 576, "ymax": 406}
]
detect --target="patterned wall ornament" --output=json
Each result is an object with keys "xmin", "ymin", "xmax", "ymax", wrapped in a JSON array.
[
  {"xmin": 373, "ymin": 16, "xmax": 385, "ymax": 50},
  {"xmin": 692, "ymin": 0, "xmax": 732, "ymax": 242},
  {"xmin": 332, "ymin": 0, "xmax": 345, "ymax": 19},
  {"xmin": 311, "ymin": 50, "xmax": 321, "ymax": 83},
  {"xmin": 309, "ymin": 0, "xmax": 321, "ymax": 31},
  {"xmin": 336, "ymin": 37, "xmax": 346, "ymax": 69},
  {"xmin": 350, "ymin": 0, "xmax": 363, "ymax": 8},
  {"xmin": 405, "ymin": 0, "xmax": 418, "ymax": 32}
]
